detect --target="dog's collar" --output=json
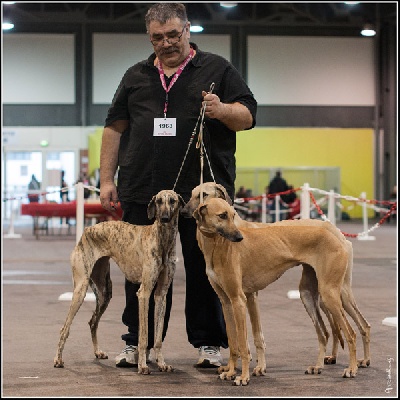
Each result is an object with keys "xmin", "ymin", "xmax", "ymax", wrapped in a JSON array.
[{"xmin": 199, "ymin": 228, "xmax": 217, "ymax": 239}]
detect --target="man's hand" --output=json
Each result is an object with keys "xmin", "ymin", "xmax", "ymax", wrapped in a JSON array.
[
  {"xmin": 100, "ymin": 181, "xmax": 119, "ymax": 212},
  {"xmin": 202, "ymin": 90, "xmax": 226, "ymax": 120},
  {"xmin": 201, "ymin": 90, "xmax": 253, "ymax": 131}
]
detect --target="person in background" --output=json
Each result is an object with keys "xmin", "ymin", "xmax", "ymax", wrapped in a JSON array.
[
  {"xmin": 27, "ymin": 174, "xmax": 40, "ymax": 203},
  {"xmin": 387, "ymin": 185, "xmax": 397, "ymax": 223},
  {"xmin": 60, "ymin": 170, "xmax": 69, "ymax": 203},
  {"xmin": 267, "ymin": 170, "xmax": 289, "ymax": 221},
  {"xmin": 93, "ymin": 168, "xmax": 101, "ymax": 198},
  {"xmin": 235, "ymin": 186, "xmax": 247, "ymax": 199},
  {"xmin": 60, "ymin": 170, "xmax": 70, "ymax": 225},
  {"xmin": 99, "ymin": 2, "xmax": 257, "ymax": 369},
  {"xmin": 76, "ymin": 172, "xmax": 91, "ymax": 199},
  {"xmin": 283, "ymin": 185, "xmax": 301, "ymax": 219}
]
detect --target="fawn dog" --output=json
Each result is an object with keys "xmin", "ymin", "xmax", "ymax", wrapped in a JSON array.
[
  {"xmin": 182, "ymin": 183, "xmax": 370, "ymax": 379},
  {"xmin": 54, "ymin": 190, "xmax": 184, "ymax": 374},
  {"xmin": 186, "ymin": 182, "xmax": 370, "ymax": 384}
]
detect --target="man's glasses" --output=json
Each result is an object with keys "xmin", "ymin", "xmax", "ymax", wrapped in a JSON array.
[{"xmin": 150, "ymin": 26, "xmax": 186, "ymax": 47}]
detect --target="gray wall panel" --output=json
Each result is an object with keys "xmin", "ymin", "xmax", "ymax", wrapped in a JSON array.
[
  {"xmin": 3, "ymin": 105, "xmax": 81, "ymax": 126},
  {"xmin": 3, "ymin": 105, "xmax": 375, "ymax": 128}
]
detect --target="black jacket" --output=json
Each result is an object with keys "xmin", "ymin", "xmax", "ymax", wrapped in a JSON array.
[{"xmin": 105, "ymin": 43, "xmax": 257, "ymax": 203}]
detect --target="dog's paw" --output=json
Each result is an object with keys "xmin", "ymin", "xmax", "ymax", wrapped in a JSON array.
[
  {"xmin": 158, "ymin": 364, "xmax": 174, "ymax": 372},
  {"xmin": 217, "ymin": 365, "xmax": 230, "ymax": 374},
  {"xmin": 138, "ymin": 365, "xmax": 151, "ymax": 375},
  {"xmin": 233, "ymin": 375, "xmax": 250, "ymax": 386},
  {"xmin": 324, "ymin": 355, "xmax": 337, "ymax": 365},
  {"xmin": 95, "ymin": 350, "xmax": 108, "ymax": 360},
  {"xmin": 53, "ymin": 359, "xmax": 64, "ymax": 368},
  {"xmin": 219, "ymin": 371, "xmax": 236, "ymax": 381},
  {"xmin": 342, "ymin": 367, "xmax": 357, "ymax": 378},
  {"xmin": 357, "ymin": 358, "xmax": 370, "ymax": 368},
  {"xmin": 305, "ymin": 366, "xmax": 322, "ymax": 375},
  {"xmin": 252, "ymin": 366, "xmax": 267, "ymax": 376}
]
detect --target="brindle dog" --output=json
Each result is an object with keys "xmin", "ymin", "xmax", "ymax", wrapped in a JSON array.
[{"xmin": 54, "ymin": 190, "xmax": 184, "ymax": 374}]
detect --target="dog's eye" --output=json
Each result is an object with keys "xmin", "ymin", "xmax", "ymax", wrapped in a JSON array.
[
  {"xmin": 156, "ymin": 198, "xmax": 162, "ymax": 204},
  {"xmin": 169, "ymin": 198, "xmax": 176, "ymax": 204},
  {"xmin": 218, "ymin": 212, "xmax": 228, "ymax": 220},
  {"xmin": 203, "ymin": 193, "xmax": 208, "ymax": 198}
]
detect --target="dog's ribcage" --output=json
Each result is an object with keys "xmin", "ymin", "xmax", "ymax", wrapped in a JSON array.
[{"xmin": 72, "ymin": 220, "xmax": 178, "ymax": 283}]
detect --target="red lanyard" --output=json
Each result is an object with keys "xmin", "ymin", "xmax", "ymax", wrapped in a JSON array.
[{"xmin": 157, "ymin": 48, "xmax": 194, "ymax": 118}]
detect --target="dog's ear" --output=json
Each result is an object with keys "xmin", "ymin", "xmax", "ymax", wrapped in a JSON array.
[
  {"xmin": 216, "ymin": 184, "xmax": 233, "ymax": 205},
  {"xmin": 147, "ymin": 196, "xmax": 157, "ymax": 220},
  {"xmin": 193, "ymin": 204, "xmax": 207, "ymax": 222},
  {"xmin": 177, "ymin": 194, "xmax": 186, "ymax": 209}
]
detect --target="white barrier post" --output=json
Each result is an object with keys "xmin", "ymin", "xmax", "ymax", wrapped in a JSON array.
[
  {"xmin": 327, "ymin": 190, "xmax": 336, "ymax": 225},
  {"xmin": 274, "ymin": 195, "xmax": 280, "ymax": 222},
  {"xmin": 261, "ymin": 193, "xmax": 267, "ymax": 223},
  {"xmin": 76, "ymin": 182, "xmax": 85, "ymax": 243},
  {"xmin": 358, "ymin": 191, "xmax": 375, "ymax": 241},
  {"xmin": 3, "ymin": 199, "xmax": 22, "ymax": 239},
  {"xmin": 300, "ymin": 183, "xmax": 310, "ymax": 219}
]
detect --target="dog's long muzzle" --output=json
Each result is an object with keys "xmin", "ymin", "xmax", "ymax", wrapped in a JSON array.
[
  {"xmin": 160, "ymin": 208, "xmax": 175, "ymax": 223},
  {"xmin": 218, "ymin": 228, "xmax": 243, "ymax": 242},
  {"xmin": 161, "ymin": 215, "xmax": 172, "ymax": 223}
]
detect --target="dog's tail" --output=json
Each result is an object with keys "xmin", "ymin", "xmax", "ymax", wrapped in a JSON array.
[
  {"xmin": 333, "ymin": 320, "xmax": 345, "ymax": 350},
  {"xmin": 323, "ymin": 303, "xmax": 345, "ymax": 350}
]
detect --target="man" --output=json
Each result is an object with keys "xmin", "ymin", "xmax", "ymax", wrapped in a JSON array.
[
  {"xmin": 268, "ymin": 170, "xmax": 289, "ymax": 221},
  {"xmin": 100, "ymin": 3, "xmax": 257, "ymax": 368},
  {"xmin": 27, "ymin": 174, "xmax": 40, "ymax": 202}
]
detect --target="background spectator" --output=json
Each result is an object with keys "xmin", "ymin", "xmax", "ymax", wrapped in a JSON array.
[
  {"xmin": 268, "ymin": 170, "xmax": 289, "ymax": 221},
  {"xmin": 27, "ymin": 174, "xmax": 40, "ymax": 203}
]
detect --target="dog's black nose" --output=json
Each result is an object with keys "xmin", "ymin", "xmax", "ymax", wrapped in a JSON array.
[
  {"xmin": 180, "ymin": 208, "xmax": 192, "ymax": 218},
  {"xmin": 233, "ymin": 233, "xmax": 243, "ymax": 242},
  {"xmin": 161, "ymin": 216, "xmax": 170, "ymax": 223},
  {"xmin": 221, "ymin": 230, "xmax": 243, "ymax": 242}
]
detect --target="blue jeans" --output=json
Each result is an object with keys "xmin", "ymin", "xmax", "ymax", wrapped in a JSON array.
[{"xmin": 120, "ymin": 201, "xmax": 228, "ymax": 349}]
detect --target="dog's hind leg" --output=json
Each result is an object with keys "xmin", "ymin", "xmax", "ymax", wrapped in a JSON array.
[
  {"xmin": 246, "ymin": 292, "xmax": 267, "ymax": 377},
  {"xmin": 54, "ymin": 273, "xmax": 90, "ymax": 368},
  {"xmin": 320, "ymin": 300, "xmax": 344, "ymax": 365},
  {"xmin": 341, "ymin": 287, "xmax": 371, "ymax": 368},
  {"xmin": 340, "ymin": 245, "xmax": 371, "ymax": 368},
  {"xmin": 299, "ymin": 265, "xmax": 330, "ymax": 375},
  {"xmin": 318, "ymin": 283, "xmax": 358, "ymax": 378},
  {"xmin": 88, "ymin": 257, "xmax": 112, "ymax": 360}
]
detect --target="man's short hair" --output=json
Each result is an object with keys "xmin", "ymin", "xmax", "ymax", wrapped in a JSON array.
[{"xmin": 145, "ymin": 3, "xmax": 188, "ymax": 31}]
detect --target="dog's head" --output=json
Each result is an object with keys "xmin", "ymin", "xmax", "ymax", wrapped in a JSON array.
[
  {"xmin": 147, "ymin": 190, "xmax": 185, "ymax": 223},
  {"xmin": 181, "ymin": 182, "xmax": 233, "ymax": 218},
  {"xmin": 193, "ymin": 198, "xmax": 243, "ymax": 242}
]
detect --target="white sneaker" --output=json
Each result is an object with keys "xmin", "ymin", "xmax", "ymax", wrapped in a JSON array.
[
  {"xmin": 196, "ymin": 346, "xmax": 223, "ymax": 368},
  {"xmin": 115, "ymin": 345, "xmax": 151, "ymax": 368}
]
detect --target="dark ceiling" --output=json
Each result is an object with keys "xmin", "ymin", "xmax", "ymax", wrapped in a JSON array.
[{"xmin": 2, "ymin": 2, "xmax": 397, "ymax": 34}]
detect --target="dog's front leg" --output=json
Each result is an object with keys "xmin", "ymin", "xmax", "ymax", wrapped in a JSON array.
[
  {"xmin": 217, "ymin": 300, "xmax": 239, "ymax": 379},
  {"xmin": 246, "ymin": 292, "xmax": 267, "ymax": 377},
  {"xmin": 137, "ymin": 283, "xmax": 151, "ymax": 374},
  {"xmin": 153, "ymin": 266, "xmax": 175, "ymax": 372},
  {"xmin": 230, "ymin": 293, "xmax": 251, "ymax": 386},
  {"xmin": 207, "ymin": 279, "xmax": 239, "ymax": 379}
]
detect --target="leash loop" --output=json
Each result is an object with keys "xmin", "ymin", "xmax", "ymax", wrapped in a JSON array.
[{"xmin": 172, "ymin": 82, "xmax": 216, "ymax": 192}]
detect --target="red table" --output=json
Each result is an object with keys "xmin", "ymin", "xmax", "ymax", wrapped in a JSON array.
[{"xmin": 21, "ymin": 201, "xmax": 123, "ymax": 238}]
